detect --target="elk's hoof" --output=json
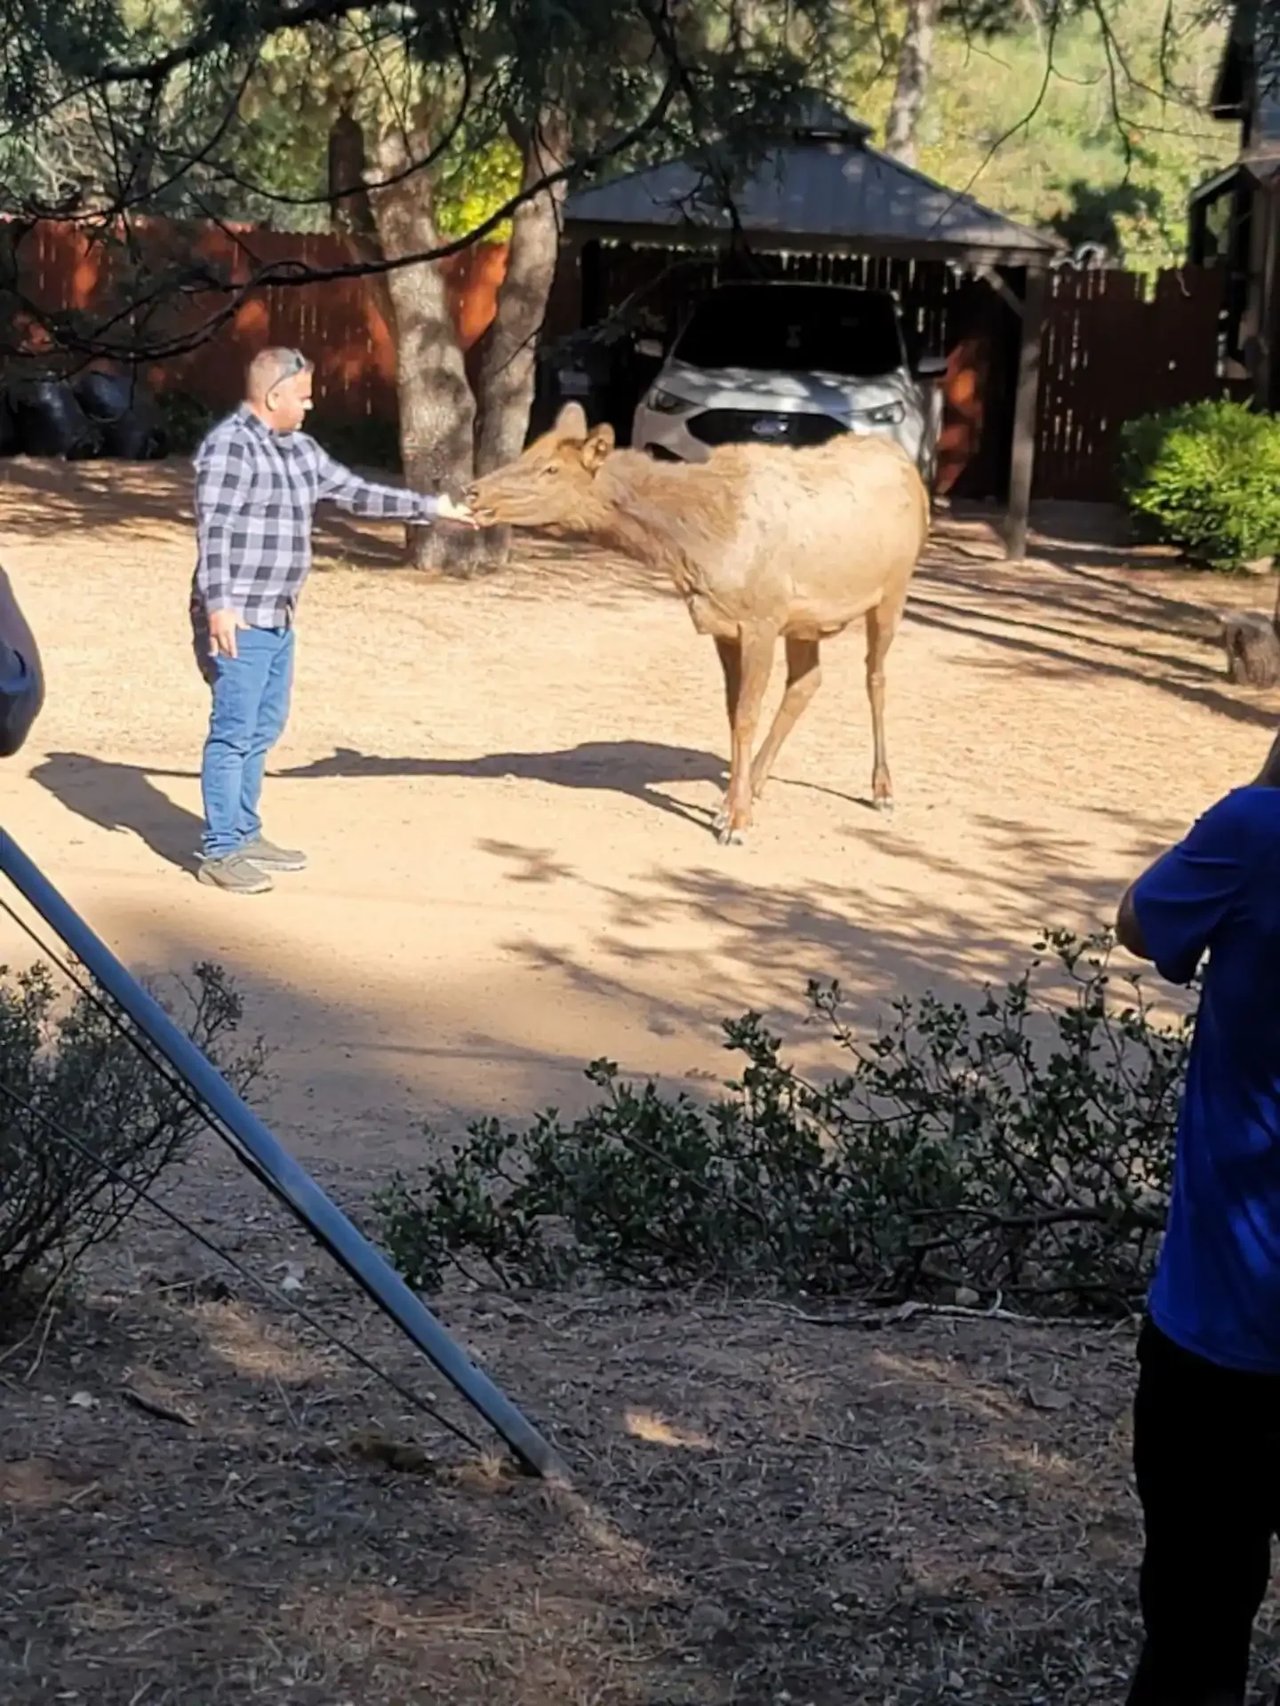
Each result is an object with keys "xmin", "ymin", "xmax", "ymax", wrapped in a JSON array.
[
  {"xmin": 874, "ymin": 796, "xmax": 895, "ymax": 819},
  {"xmin": 716, "ymin": 819, "xmax": 747, "ymax": 847}
]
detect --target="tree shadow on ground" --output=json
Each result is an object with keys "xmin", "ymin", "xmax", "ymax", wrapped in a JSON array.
[
  {"xmin": 909, "ymin": 602, "xmax": 1280, "ymax": 733},
  {"xmin": 477, "ymin": 814, "xmax": 1144, "ymax": 1055}
]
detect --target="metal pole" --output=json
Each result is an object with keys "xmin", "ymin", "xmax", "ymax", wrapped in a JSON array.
[
  {"xmin": 1005, "ymin": 264, "xmax": 1047, "ymax": 562},
  {"xmin": 0, "ymin": 829, "xmax": 569, "ymax": 1485}
]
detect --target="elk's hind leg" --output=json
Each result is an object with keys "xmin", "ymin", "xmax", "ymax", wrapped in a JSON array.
[{"xmin": 865, "ymin": 589, "xmax": 906, "ymax": 813}]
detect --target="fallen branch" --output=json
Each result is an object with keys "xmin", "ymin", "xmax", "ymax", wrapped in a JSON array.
[
  {"xmin": 121, "ymin": 1383, "xmax": 197, "ymax": 1427},
  {"xmin": 763, "ymin": 1298, "xmax": 1141, "ymax": 1332}
]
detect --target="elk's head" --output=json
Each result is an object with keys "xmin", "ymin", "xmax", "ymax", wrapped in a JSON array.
[{"xmin": 468, "ymin": 403, "xmax": 615, "ymax": 532}]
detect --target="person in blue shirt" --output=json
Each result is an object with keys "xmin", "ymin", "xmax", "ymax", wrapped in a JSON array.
[
  {"xmin": 1117, "ymin": 738, "xmax": 1280, "ymax": 1706},
  {"xmin": 0, "ymin": 563, "xmax": 44, "ymax": 757}
]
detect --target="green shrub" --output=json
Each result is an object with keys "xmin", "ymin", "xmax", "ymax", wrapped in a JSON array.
[
  {"xmin": 1118, "ymin": 399, "xmax": 1280, "ymax": 571},
  {"xmin": 315, "ymin": 414, "xmax": 402, "ymax": 474},
  {"xmin": 376, "ymin": 932, "xmax": 1190, "ymax": 1315},
  {"xmin": 0, "ymin": 960, "xmax": 266, "ymax": 1312},
  {"xmin": 157, "ymin": 389, "xmax": 215, "ymax": 456}
]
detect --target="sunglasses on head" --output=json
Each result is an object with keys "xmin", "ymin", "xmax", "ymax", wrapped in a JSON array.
[{"xmin": 265, "ymin": 349, "xmax": 309, "ymax": 401}]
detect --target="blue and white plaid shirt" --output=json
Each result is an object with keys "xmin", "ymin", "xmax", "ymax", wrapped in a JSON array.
[{"xmin": 191, "ymin": 405, "xmax": 440, "ymax": 629}]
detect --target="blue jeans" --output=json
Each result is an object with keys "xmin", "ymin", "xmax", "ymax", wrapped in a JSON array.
[{"xmin": 199, "ymin": 624, "xmax": 295, "ymax": 859}]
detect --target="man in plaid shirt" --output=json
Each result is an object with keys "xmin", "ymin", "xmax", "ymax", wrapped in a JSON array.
[{"xmin": 191, "ymin": 346, "xmax": 475, "ymax": 894}]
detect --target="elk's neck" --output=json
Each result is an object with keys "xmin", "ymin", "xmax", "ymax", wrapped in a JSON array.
[{"xmin": 587, "ymin": 456, "xmax": 718, "ymax": 594}]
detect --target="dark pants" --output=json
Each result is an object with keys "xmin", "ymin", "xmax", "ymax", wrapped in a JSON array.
[
  {"xmin": 198, "ymin": 624, "xmax": 295, "ymax": 860},
  {"xmin": 1128, "ymin": 1319, "xmax": 1280, "ymax": 1706}
]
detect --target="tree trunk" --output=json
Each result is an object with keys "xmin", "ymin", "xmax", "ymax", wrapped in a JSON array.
[
  {"xmin": 366, "ymin": 127, "xmax": 485, "ymax": 575},
  {"xmin": 1224, "ymin": 611, "xmax": 1280, "ymax": 688},
  {"xmin": 328, "ymin": 111, "xmax": 395, "ymax": 334},
  {"xmin": 884, "ymin": 0, "xmax": 938, "ymax": 168},
  {"xmin": 473, "ymin": 112, "xmax": 570, "ymax": 479}
]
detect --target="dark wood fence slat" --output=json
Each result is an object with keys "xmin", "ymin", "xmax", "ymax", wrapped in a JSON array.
[{"xmin": 1032, "ymin": 266, "xmax": 1230, "ymax": 501}]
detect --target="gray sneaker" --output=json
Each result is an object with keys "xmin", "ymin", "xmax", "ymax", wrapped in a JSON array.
[
  {"xmin": 242, "ymin": 834, "xmax": 307, "ymax": 873},
  {"xmin": 197, "ymin": 853, "xmax": 274, "ymax": 895}
]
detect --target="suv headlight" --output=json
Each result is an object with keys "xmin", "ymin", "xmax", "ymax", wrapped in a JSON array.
[
  {"xmin": 645, "ymin": 388, "xmax": 687, "ymax": 415},
  {"xmin": 860, "ymin": 401, "xmax": 906, "ymax": 426}
]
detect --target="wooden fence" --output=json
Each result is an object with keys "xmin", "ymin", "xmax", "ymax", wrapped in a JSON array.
[
  {"xmin": 1035, "ymin": 266, "xmax": 1231, "ymax": 502},
  {"xmin": 3, "ymin": 218, "xmax": 508, "ymax": 424},
  {"xmin": 1, "ymin": 217, "xmax": 1237, "ymax": 503}
]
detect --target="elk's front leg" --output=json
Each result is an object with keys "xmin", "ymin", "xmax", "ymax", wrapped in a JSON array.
[
  {"xmin": 750, "ymin": 636, "xmax": 821, "ymax": 800},
  {"xmin": 719, "ymin": 628, "xmax": 776, "ymax": 845}
]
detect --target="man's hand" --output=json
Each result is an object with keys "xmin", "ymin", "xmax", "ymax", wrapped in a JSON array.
[
  {"xmin": 208, "ymin": 608, "xmax": 247, "ymax": 659},
  {"xmin": 435, "ymin": 494, "xmax": 478, "ymax": 528}
]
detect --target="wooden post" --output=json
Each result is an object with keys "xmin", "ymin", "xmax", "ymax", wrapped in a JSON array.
[
  {"xmin": 1004, "ymin": 265, "xmax": 1047, "ymax": 562},
  {"xmin": 1258, "ymin": 178, "xmax": 1280, "ymax": 411}
]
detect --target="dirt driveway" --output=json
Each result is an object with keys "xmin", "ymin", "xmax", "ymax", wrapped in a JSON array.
[
  {"xmin": 2, "ymin": 456, "xmax": 1279, "ymax": 1705},
  {"xmin": 0, "ymin": 458, "xmax": 1271, "ymax": 1170}
]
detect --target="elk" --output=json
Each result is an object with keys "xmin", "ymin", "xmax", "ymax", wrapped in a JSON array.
[{"xmin": 468, "ymin": 402, "xmax": 930, "ymax": 843}]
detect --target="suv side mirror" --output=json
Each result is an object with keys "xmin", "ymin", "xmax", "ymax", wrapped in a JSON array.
[
  {"xmin": 635, "ymin": 337, "xmax": 664, "ymax": 360},
  {"xmin": 915, "ymin": 354, "xmax": 948, "ymax": 380}
]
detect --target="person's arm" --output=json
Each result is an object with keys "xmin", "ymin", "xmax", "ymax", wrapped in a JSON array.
[
  {"xmin": 195, "ymin": 435, "xmax": 254, "ymax": 616},
  {"xmin": 1114, "ymin": 791, "xmax": 1253, "ymax": 985},
  {"xmin": 311, "ymin": 444, "xmax": 473, "ymax": 525},
  {"xmin": 0, "ymin": 565, "xmax": 44, "ymax": 758},
  {"xmin": 194, "ymin": 435, "xmax": 257, "ymax": 659}
]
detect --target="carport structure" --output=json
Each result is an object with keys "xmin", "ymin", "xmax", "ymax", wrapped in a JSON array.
[{"xmin": 559, "ymin": 96, "xmax": 1062, "ymax": 559}]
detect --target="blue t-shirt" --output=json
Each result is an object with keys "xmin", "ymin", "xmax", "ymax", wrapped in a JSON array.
[{"xmin": 1135, "ymin": 785, "xmax": 1280, "ymax": 1372}]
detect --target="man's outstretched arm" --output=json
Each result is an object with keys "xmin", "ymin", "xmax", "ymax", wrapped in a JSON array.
[{"xmin": 313, "ymin": 445, "xmax": 474, "ymax": 525}]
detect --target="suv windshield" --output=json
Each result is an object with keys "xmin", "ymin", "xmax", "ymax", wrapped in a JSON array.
[{"xmin": 672, "ymin": 284, "xmax": 905, "ymax": 378}]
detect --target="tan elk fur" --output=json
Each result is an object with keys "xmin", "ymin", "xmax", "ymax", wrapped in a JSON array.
[{"xmin": 469, "ymin": 402, "xmax": 930, "ymax": 841}]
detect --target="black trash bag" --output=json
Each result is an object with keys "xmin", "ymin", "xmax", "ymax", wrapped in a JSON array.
[
  {"xmin": 9, "ymin": 376, "xmax": 100, "ymax": 458},
  {"xmin": 72, "ymin": 369, "xmax": 167, "ymax": 460}
]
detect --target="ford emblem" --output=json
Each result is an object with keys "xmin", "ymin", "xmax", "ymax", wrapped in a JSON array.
[{"xmin": 750, "ymin": 415, "xmax": 788, "ymax": 438}]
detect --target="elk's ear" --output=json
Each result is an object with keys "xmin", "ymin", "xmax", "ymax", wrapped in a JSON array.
[
  {"xmin": 581, "ymin": 423, "xmax": 616, "ymax": 473},
  {"xmin": 554, "ymin": 402, "xmax": 589, "ymax": 442}
]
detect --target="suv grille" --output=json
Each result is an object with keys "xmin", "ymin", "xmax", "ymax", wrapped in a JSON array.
[{"xmin": 687, "ymin": 409, "xmax": 847, "ymax": 449}]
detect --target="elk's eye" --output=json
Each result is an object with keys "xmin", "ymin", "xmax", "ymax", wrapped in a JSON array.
[{"xmin": 541, "ymin": 463, "xmax": 560, "ymax": 477}]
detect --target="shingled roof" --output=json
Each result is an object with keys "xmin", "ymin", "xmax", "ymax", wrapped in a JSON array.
[{"xmin": 564, "ymin": 94, "xmax": 1061, "ymax": 267}]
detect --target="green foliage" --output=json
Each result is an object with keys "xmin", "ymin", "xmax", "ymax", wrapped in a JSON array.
[
  {"xmin": 434, "ymin": 137, "xmax": 523, "ymax": 242},
  {"xmin": 376, "ymin": 932, "xmax": 1189, "ymax": 1313},
  {"xmin": 1119, "ymin": 400, "xmax": 1280, "ymax": 570},
  {"xmin": 155, "ymin": 388, "xmax": 214, "ymax": 455},
  {"xmin": 313, "ymin": 412, "xmax": 402, "ymax": 472},
  {"xmin": 846, "ymin": 0, "xmax": 1233, "ymax": 274},
  {"xmin": 0, "ymin": 959, "xmax": 266, "ymax": 1311}
]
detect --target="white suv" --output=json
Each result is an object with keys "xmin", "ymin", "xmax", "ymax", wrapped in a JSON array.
[{"xmin": 631, "ymin": 279, "xmax": 946, "ymax": 483}]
